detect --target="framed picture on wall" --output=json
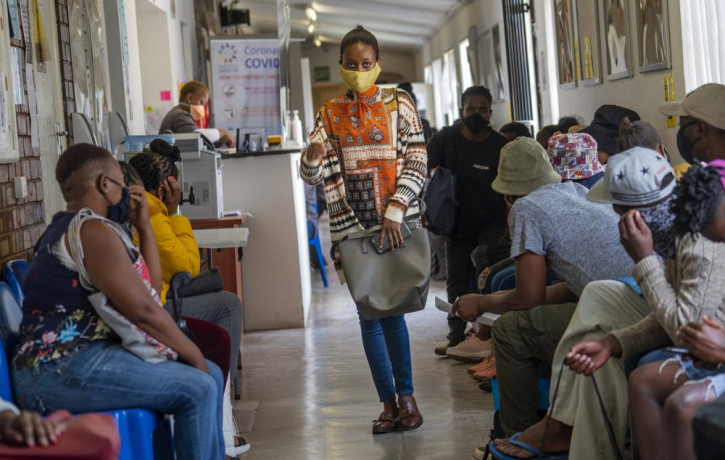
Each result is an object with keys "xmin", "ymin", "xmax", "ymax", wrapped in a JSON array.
[
  {"xmin": 554, "ymin": 0, "xmax": 576, "ymax": 89},
  {"xmin": 575, "ymin": 0, "xmax": 602, "ymax": 85},
  {"xmin": 636, "ymin": 0, "xmax": 671, "ymax": 72},
  {"xmin": 603, "ymin": 0, "xmax": 632, "ymax": 80}
]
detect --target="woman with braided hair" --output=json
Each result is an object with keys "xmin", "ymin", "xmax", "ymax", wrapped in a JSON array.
[
  {"xmin": 127, "ymin": 141, "xmax": 249, "ymax": 458},
  {"xmin": 625, "ymin": 160, "xmax": 725, "ymax": 460}
]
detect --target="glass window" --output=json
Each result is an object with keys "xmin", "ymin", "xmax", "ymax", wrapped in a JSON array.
[
  {"xmin": 442, "ymin": 49, "xmax": 459, "ymax": 125},
  {"xmin": 459, "ymin": 38, "xmax": 473, "ymax": 92},
  {"xmin": 680, "ymin": 0, "xmax": 725, "ymax": 91}
]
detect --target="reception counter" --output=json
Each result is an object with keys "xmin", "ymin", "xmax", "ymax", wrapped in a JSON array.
[{"xmin": 221, "ymin": 150, "xmax": 311, "ymax": 331}]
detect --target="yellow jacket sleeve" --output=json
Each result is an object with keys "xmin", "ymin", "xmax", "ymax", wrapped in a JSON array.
[{"xmin": 136, "ymin": 192, "xmax": 201, "ymax": 304}]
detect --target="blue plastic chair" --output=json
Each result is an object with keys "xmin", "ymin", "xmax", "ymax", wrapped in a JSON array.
[
  {"xmin": 0, "ymin": 281, "xmax": 172, "ymax": 460},
  {"xmin": 309, "ymin": 203, "xmax": 328, "ymax": 287},
  {"xmin": 2, "ymin": 259, "xmax": 29, "ymax": 307},
  {"xmin": 309, "ymin": 230, "xmax": 329, "ymax": 287}
]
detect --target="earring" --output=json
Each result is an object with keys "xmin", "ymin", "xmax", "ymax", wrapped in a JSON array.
[{"xmin": 103, "ymin": 189, "xmax": 108, "ymax": 194}]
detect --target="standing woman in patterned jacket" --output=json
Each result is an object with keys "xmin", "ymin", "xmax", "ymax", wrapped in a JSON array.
[{"xmin": 300, "ymin": 25, "xmax": 428, "ymax": 434}]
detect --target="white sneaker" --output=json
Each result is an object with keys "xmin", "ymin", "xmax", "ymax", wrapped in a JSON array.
[
  {"xmin": 226, "ymin": 436, "xmax": 251, "ymax": 457},
  {"xmin": 446, "ymin": 336, "xmax": 494, "ymax": 362}
]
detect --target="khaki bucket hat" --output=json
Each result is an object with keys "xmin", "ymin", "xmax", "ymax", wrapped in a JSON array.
[{"xmin": 492, "ymin": 137, "xmax": 562, "ymax": 196}]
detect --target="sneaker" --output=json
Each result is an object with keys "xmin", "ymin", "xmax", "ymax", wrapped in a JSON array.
[
  {"xmin": 473, "ymin": 445, "xmax": 488, "ymax": 460},
  {"xmin": 226, "ymin": 435, "xmax": 251, "ymax": 457},
  {"xmin": 467, "ymin": 359, "xmax": 488, "ymax": 375},
  {"xmin": 472, "ymin": 353, "xmax": 497, "ymax": 380},
  {"xmin": 478, "ymin": 377, "xmax": 493, "ymax": 392},
  {"xmin": 446, "ymin": 336, "xmax": 494, "ymax": 363}
]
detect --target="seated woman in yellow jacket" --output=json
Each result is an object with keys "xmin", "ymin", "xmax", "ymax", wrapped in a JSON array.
[{"xmin": 124, "ymin": 146, "xmax": 248, "ymax": 458}]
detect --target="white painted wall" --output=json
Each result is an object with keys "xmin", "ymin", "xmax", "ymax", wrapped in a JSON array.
[
  {"xmin": 122, "ymin": 0, "xmax": 198, "ymax": 134},
  {"xmin": 301, "ymin": 45, "xmax": 418, "ymax": 84},
  {"xmin": 423, "ymin": 0, "xmax": 686, "ymax": 161},
  {"xmin": 420, "ymin": 0, "xmax": 509, "ymax": 129},
  {"xmin": 123, "ymin": 0, "xmax": 145, "ymax": 134}
]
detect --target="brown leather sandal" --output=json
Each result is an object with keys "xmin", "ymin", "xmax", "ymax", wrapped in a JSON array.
[{"xmin": 372, "ymin": 400, "xmax": 399, "ymax": 434}]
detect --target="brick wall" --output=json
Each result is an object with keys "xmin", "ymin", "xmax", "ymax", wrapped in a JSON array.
[{"xmin": 0, "ymin": 1, "xmax": 71, "ymax": 265}]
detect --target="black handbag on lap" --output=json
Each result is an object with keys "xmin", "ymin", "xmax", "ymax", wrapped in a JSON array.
[{"xmin": 177, "ymin": 267, "xmax": 224, "ymax": 297}]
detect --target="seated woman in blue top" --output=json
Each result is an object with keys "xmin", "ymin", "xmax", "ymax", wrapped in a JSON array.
[{"xmin": 11, "ymin": 143, "xmax": 224, "ymax": 459}]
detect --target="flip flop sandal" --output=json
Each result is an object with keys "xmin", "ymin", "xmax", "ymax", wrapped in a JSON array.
[{"xmin": 488, "ymin": 433, "xmax": 569, "ymax": 460}]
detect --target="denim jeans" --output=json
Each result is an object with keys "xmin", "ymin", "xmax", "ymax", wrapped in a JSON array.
[
  {"xmin": 12, "ymin": 340, "xmax": 224, "ymax": 460},
  {"xmin": 358, "ymin": 313, "xmax": 414, "ymax": 402}
]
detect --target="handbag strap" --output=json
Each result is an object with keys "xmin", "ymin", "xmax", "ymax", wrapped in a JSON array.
[
  {"xmin": 342, "ymin": 197, "xmax": 426, "ymax": 242},
  {"xmin": 67, "ymin": 208, "xmax": 138, "ymax": 292},
  {"xmin": 543, "ymin": 359, "xmax": 624, "ymax": 460},
  {"xmin": 592, "ymin": 372, "xmax": 625, "ymax": 460},
  {"xmin": 169, "ymin": 272, "xmax": 192, "ymax": 322}
]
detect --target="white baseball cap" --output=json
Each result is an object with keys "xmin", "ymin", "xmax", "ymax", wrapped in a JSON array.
[{"xmin": 587, "ymin": 147, "xmax": 676, "ymax": 206}]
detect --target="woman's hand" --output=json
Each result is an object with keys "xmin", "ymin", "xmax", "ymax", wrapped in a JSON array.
[
  {"xmin": 304, "ymin": 142, "xmax": 326, "ymax": 163},
  {"xmin": 379, "ymin": 218, "xmax": 403, "ymax": 251},
  {"xmin": 565, "ymin": 335, "xmax": 622, "ymax": 376},
  {"xmin": 126, "ymin": 185, "xmax": 150, "ymax": 232},
  {"xmin": 619, "ymin": 209, "xmax": 654, "ymax": 263},
  {"xmin": 162, "ymin": 177, "xmax": 181, "ymax": 213},
  {"xmin": 678, "ymin": 316, "xmax": 725, "ymax": 365},
  {"xmin": 218, "ymin": 128, "xmax": 235, "ymax": 148},
  {"xmin": 0, "ymin": 410, "xmax": 65, "ymax": 447}
]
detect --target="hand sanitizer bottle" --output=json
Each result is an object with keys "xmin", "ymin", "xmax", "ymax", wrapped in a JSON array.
[{"xmin": 291, "ymin": 110, "xmax": 303, "ymax": 146}]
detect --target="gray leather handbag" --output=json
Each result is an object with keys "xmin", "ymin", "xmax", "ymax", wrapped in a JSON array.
[{"xmin": 337, "ymin": 199, "xmax": 431, "ymax": 320}]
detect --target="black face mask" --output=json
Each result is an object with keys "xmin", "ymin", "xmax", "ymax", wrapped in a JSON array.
[
  {"xmin": 676, "ymin": 126, "xmax": 694, "ymax": 163},
  {"xmin": 108, "ymin": 187, "xmax": 131, "ymax": 224},
  {"xmin": 462, "ymin": 113, "xmax": 490, "ymax": 135}
]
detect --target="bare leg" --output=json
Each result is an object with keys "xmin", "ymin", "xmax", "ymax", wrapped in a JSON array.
[
  {"xmin": 493, "ymin": 415, "xmax": 572, "ymax": 458},
  {"xmin": 629, "ymin": 360, "xmax": 689, "ymax": 460},
  {"xmin": 663, "ymin": 379, "xmax": 716, "ymax": 460},
  {"xmin": 477, "ymin": 324, "xmax": 492, "ymax": 341}
]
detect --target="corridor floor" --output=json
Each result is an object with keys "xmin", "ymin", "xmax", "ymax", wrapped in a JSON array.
[{"xmin": 237, "ymin": 263, "xmax": 495, "ymax": 459}]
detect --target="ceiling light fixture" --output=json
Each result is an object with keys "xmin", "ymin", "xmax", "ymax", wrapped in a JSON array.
[
  {"xmin": 313, "ymin": 36, "xmax": 322, "ymax": 47},
  {"xmin": 308, "ymin": 23, "xmax": 315, "ymax": 34},
  {"xmin": 305, "ymin": 6, "xmax": 317, "ymax": 22}
]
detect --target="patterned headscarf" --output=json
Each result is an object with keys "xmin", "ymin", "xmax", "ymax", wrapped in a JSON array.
[
  {"xmin": 547, "ymin": 133, "xmax": 604, "ymax": 180},
  {"xmin": 638, "ymin": 193, "xmax": 677, "ymax": 260}
]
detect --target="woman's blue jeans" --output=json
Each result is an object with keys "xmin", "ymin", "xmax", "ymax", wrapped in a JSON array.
[
  {"xmin": 12, "ymin": 340, "xmax": 224, "ymax": 460},
  {"xmin": 358, "ymin": 313, "xmax": 414, "ymax": 402}
]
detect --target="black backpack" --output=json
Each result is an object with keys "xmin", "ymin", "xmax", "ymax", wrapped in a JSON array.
[
  {"xmin": 423, "ymin": 163, "xmax": 457, "ymax": 235},
  {"xmin": 424, "ymin": 128, "xmax": 459, "ymax": 236}
]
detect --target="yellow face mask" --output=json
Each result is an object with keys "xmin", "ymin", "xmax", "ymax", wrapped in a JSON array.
[{"xmin": 339, "ymin": 63, "xmax": 381, "ymax": 93}]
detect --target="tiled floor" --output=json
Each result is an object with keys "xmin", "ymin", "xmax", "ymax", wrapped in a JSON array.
[{"xmin": 237, "ymin": 224, "xmax": 494, "ymax": 459}]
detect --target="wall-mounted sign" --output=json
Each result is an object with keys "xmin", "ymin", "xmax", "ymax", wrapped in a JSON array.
[
  {"xmin": 313, "ymin": 66, "xmax": 329, "ymax": 82},
  {"xmin": 210, "ymin": 38, "xmax": 281, "ymax": 139}
]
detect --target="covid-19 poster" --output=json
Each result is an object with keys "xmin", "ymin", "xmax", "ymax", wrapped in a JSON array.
[{"xmin": 210, "ymin": 38, "xmax": 281, "ymax": 142}]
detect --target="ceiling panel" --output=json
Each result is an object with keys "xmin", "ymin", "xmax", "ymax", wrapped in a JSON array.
[{"xmin": 222, "ymin": 0, "xmax": 465, "ymax": 51}]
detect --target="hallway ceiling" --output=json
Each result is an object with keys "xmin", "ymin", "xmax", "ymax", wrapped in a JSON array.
[{"xmin": 222, "ymin": 0, "xmax": 466, "ymax": 50}]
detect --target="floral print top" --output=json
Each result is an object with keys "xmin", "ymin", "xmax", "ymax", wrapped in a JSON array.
[{"xmin": 13, "ymin": 211, "xmax": 151, "ymax": 369}]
